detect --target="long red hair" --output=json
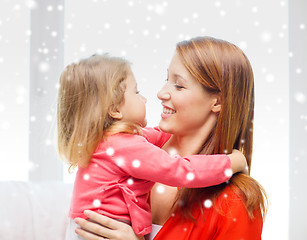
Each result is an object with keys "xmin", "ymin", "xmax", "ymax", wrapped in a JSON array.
[{"xmin": 175, "ymin": 37, "xmax": 267, "ymax": 219}]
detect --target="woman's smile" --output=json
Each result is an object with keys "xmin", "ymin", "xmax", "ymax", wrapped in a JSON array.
[{"xmin": 161, "ymin": 105, "xmax": 176, "ymax": 118}]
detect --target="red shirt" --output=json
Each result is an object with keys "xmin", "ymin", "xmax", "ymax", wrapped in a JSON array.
[
  {"xmin": 154, "ymin": 185, "xmax": 263, "ymax": 240},
  {"xmin": 69, "ymin": 127, "xmax": 231, "ymax": 236}
]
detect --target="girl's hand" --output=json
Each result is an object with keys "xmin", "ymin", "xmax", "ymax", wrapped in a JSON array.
[
  {"xmin": 228, "ymin": 149, "xmax": 248, "ymax": 175},
  {"xmin": 74, "ymin": 210, "xmax": 144, "ymax": 240}
]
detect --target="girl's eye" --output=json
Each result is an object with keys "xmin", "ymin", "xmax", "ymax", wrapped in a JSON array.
[{"xmin": 136, "ymin": 91, "xmax": 140, "ymax": 94}]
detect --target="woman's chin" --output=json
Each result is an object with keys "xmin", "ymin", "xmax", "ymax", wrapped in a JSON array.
[{"xmin": 158, "ymin": 121, "xmax": 172, "ymax": 133}]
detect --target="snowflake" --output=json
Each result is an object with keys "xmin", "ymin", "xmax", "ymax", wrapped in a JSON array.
[
  {"xmin": 127, "ymin": 178, "xmax": 134, "ymax": 185},
  {"xmin": 47, "ymin": 5, "xmax": 53, "ymax": 12},
  {"xmin": 186, "ymin": 172, "xmax": 195, "ymax": 181},
  {"xmin": 104, "ymin": 23, "xmax": 110, "ymax": 29},
  {"xmin": 295, "ymin": 92, "xmax": 306, "ymax": 104},
  {"xmin": 156, "ymin": 185, "xmax": 165, "ymax": 194},
  {"xmin": 215, "ymin": 1, "xmax": 221, "ymax": 8},
  {"xmin": 220, "ymin": 10, "xmax": 226, "ymax": 16},
  {"xmin": 154, "ymin": 4, "xmax": 166, "ymax": 15},
  {"xmin": 26, "ymin": 0, "xmax": 37, "ymax": 9},
  {"xmin": 252, "ymin": 7, "xmax": 258, "ymax": 13},
  {"xmin": 93, "ymin": 199, "xmax": 101, "ymax": 207},
  {"xmin": 132, "ymin": 159, "xmax": 141, "ymax": 168},
  {"xmin": 168, "ymin": 147, "xmax": 178, "ymax": 156},
  {"xmin": 30, "ymin": 116, "xmax": 36, "ymax": 122},
  {"xmin": 192, "ymin": 13, "xmax": 199, "ymax": 19},
  {"xmin": 115, "ymin": 157, "xmax": 125, "ymax": 167},
  {"xmin": 45, "ymin": 139, "xmax": 52, "ymax": 146},
  {"xmin": 238, "ymin": 41, "xmax": 247, "ymax": 50},
  {"xmin": 83, "ymin": 174, "xmax": 90, "ymax": 180},
  {"xmin": 204, "ymin": 199, "xmax": 212, "ymax": 208},
  {"xmin": 266, "ymin": 74, "xmax": 275, "ymax": 83},
  {"xmin": 39, "ymin": 62, "xmax": 50, "ymax": 73},
  {"xmin": 224, "ymin": 169, "xmax": 232, "ymax": 177},
  {"xmin": 106, "ymin": 147, "xmax": 114, "ymax": 156},
  {"xmin": 46, "ymin": 115, "xmax": 53, "ymax": 122},
  {"xmin": 183, "ymin": 18, "xmax": 189, "ymax": 24},
  {"xmin": 51, "ymin": 31, "xmax": 58, "ymax": 37},
  {"xmin": 261, "ymin": 31, "xmax": 272, "ymax": 43}
]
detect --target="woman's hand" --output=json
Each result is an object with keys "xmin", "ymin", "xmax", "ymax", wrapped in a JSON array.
[{"xmin": 74, "ymin": 210, "xmax": 144, "ymax": 240}]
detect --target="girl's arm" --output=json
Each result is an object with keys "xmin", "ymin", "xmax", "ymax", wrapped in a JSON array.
[
  {"xmin": 105, "ymin": 134, "xmax": 246, "ymax": 188},
  {"xmin": 74, "ymin": 210, "xmax": 142, "ymax": 240}
]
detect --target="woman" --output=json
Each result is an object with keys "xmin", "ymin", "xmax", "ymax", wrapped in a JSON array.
[{"xmin": 73, "ymin": 36, "xmax": 267, "ymax": 240}]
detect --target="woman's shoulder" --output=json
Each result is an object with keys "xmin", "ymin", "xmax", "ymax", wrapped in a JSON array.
[{"xmin": 201, "ymin": 184, "xmax": 263, "ymax": 224}]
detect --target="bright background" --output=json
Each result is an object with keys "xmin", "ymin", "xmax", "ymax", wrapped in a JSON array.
[{"xmin": 0, "ymin": 0, "xmax": 306, "ymax": 239}]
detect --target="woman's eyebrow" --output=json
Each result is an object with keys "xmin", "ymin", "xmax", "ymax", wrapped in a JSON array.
[{"xmin": 174, "ymin": 74, "xmax": 188, "ymax": 84}]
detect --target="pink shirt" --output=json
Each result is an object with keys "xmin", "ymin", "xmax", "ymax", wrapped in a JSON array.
[{"xmin": 69, "ymin": 127, "xmax": 231, "ymax": 236}]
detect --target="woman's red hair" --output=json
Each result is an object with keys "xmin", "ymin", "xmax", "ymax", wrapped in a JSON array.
[{"xmin": 175, "ymin": 37, "xmax": 267, "ymax": 220}]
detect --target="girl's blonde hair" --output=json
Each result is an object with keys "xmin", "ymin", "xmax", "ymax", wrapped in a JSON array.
[
  {"xmin": 175, "ymin": 37, "xmax": 267, "ymax": 220},
  {"xmin": 57, "ymin": 54, "xmax": 141, "ymax": 171}
]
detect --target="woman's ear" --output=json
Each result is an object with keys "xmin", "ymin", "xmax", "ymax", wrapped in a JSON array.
[
  {"xmin": 212, "ymin": 95, "xmax": 221, "ymax": 113},
  {"xmin": 108, "ymin": 105, "xmax": 123, "ymax": 120}
]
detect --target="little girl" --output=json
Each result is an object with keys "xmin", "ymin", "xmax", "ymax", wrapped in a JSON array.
[{"xmin": 57, "ymin": 54, "xmax": 246, "ymax": 239}]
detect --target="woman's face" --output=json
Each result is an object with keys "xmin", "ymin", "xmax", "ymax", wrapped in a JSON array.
[{"xmin": 157, "ymin": 53, "xmax": 219, "ymax": 136}]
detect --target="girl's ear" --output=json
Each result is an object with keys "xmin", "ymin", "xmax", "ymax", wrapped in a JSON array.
[
  {"xmin": 108, "ymin": 105, "xmax": 123, "ymax": 120},
  {"xmin": 212, "ymin": 95, "xmax": 221, "ymax": 113}
]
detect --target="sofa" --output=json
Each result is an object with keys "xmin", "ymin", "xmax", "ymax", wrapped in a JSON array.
[{"xmin": 0, "ymin": 181, "xmax": 73, "ymax": 240}]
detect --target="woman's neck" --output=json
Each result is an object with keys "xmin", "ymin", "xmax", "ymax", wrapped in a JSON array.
[{"xmin": 162, "ymin": 114, "xmax": 217, "ymax": 156}]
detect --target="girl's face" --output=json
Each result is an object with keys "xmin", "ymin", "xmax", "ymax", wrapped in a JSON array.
[
  {"xmin": 157, "ymin": 53, "xmax": 219, "ymax": 136},
  {"xmin": 118, "ymin": 71, "xmax": 147, "ymax": 127}
]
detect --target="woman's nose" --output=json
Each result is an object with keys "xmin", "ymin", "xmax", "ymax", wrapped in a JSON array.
[
  {"xmin": 141, "ymin": 94, "xmax": 147, "ymax": 103},
  {"xmin": 157, "ymin": 83, "xmax": 170, "ymax": 100}
]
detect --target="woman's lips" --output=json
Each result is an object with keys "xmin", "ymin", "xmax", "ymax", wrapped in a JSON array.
[{"xmin": 161, "ymin": 106, "xmax": 176, "ymax": 119}]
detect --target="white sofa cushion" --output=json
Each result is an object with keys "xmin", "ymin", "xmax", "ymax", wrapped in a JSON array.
[{"xmin": 0, "ymin": 181, "xmax": 73, "ymax": 240}]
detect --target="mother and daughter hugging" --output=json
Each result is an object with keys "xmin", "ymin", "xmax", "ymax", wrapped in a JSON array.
[{"xmin": 57, "ymin": 36, "xmax": 267, "ymax": 240}]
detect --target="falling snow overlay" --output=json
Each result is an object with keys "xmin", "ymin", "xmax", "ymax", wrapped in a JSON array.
[{"xmin": 0, "ymin": 0, "xmax": 306, "ymax": 239}]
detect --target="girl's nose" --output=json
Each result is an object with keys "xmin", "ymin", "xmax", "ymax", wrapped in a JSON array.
[{"xmin": 157, "ymin": 83, "xmax": 171, "ymax": 100}]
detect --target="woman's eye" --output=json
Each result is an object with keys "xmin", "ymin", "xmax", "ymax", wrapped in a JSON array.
[
  {"xmin": 136, "ymin": 91, "xmax": 140, "ymax": 94},
  {"xmin": 174, "ymin": 84, "xmax": 184, "ymax": 90}
]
